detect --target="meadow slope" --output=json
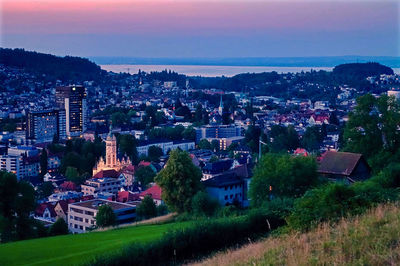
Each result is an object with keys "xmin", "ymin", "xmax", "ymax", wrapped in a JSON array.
[
  {"xmin": 0, "ymin": 221, "xmax": 187, "ymax": 266},
  {"xmin": 193, "ymin": 203, "xmax": 400, "ymax": 266}
]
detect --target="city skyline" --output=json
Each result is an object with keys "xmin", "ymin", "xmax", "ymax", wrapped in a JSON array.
[{"xmin": 1, "ymin": 0, "xmax": 399, "ymax": 58}]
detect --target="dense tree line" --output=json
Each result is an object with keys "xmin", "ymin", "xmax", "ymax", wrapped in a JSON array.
[
  {"xmin": 0, "ymin": 48, "xmax": 104, "ymax": 82},
  {"xmin": 343, "ymin": 94, "xmax": 400, "ymax": 171}
]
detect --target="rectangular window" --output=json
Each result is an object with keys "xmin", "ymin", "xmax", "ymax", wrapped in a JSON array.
[
  {"xmin": 224, "ymin": 195, "xmax": 228, "ymax": 200},
  {"xmin": 85, "ymin": 211, "xmax": 94, "ymax": 216}
]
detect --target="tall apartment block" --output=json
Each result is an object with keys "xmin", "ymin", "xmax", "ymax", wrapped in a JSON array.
[
  {"xmin": 26, "ymin": 109, "xmax": 60, "ymax": 143},
  {"xmin": 56, "ymin": 85, "xmax": 87, "ymax": 138}
]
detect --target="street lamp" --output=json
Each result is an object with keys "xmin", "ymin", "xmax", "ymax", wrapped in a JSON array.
[{"xmin": 259, "ymin": 140, "xmax": 268, "ymax": 160}]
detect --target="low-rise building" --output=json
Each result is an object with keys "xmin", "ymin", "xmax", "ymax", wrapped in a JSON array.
[
  {"xmin": 68, "ymin": 199, "xmax": 136, "ymax": 233},
  {"xmin": 318, "ymin": 151, "xmax": 371, "ymax": 183},
  {"xmin": 139, "ymin": 184, "xmax": 163, "ymax": 205},
  {"xmin": 203, "ymin": 173, "xmax": 245, "ymax": 206},
  {"xmin": 81, "ymin": 178, "xmax": 121, "ymax": 196},
  {"xmin": 137, "ymin": 140, "xmax": 195, "ymax": 156},
  {"xmin": 48, "ymin": 191, "xmax": 83, "ymax": 202}
]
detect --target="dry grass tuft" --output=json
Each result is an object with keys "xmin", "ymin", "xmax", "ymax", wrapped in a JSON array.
[
  {"xmin": 192, "ymin": 203, "xmax": 400, "ymax": 266},
  {"xmin": 94, "ymin": 213, "xmax": 176, "ymax": 232}
]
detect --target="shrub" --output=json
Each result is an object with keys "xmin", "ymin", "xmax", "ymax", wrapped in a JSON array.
[
  {"xmin": 191, "ymin": 191, "xmax": 220, "ymax": 217},
  {"xmin": 89, "ymin": 210, "xmax": 282, "ymax": 266},
  {"xmin": 136, "ymin": 195, "xmax": 157, "ymax": 220},
  {"xmin": 48, "ymin": 218, "xmax": 69, "ymax": 236},
  {"xmin": 95, "ymin": 204, "xmax": 116, "ymax": 228},
  {"xmin": 287, "ymin": 181, "xmax": 399, "ymax": 231},
  {"xmin": 249, "ymin": 154, "xmax": 319, "ymax": 207},
  {"xmin": 156, "ymin": 204, "xmax": 169, "ymax": 216},
  {"xmin": 260, "ymin": 197, "xmax": 294, "ymax": 221},
  {"xmin": 216, "ymin": 205, "xmax": 246, "ymax": 218}
]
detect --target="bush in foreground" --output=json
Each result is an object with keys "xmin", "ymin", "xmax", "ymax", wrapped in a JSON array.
[
  {"xmin": 89, "ymin": 208, "xmax": 285, "ymax": 266},
  {"xmin": 198, "ymin": 203, "xmax": 400, "ymax": 266}
]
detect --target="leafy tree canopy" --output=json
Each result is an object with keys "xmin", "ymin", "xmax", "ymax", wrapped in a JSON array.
[
  {"xmin": 95, "ymin": 204, "xmax": 117, "ymax": 228},
  {"xmin": 249, "ymin": 154, "xmax": 319, "ymax": 206},
  {"xmin": 155, "ymin": 150, "xmax": 203, "ymax": 213}
]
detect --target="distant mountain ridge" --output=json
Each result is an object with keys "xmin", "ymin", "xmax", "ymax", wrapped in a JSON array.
[{"xmin": 90, "ymin": 56, "xmax": 400, "ymax": 68}]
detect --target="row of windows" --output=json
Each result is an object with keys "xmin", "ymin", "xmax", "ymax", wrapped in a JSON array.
[
  {"xmin": 224, "ymin": 193, "xmax": 242, "ymax": 201},
  {"xmin": 69, "ymin": 216, "xmax": 95, "ymax": 224},
  {"xmin": 224, "ymin": 184, "xmax": 242, "ymax": 191}
]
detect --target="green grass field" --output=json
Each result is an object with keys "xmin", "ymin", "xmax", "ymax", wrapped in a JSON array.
[{"xmin": 0, "ymin": 221, "xmax": 188, "ymax": 266}]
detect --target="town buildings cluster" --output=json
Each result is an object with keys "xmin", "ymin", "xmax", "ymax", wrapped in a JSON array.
[{"xmin": 1, "ymin": 63, "xmax": 399, "ymax": 233}]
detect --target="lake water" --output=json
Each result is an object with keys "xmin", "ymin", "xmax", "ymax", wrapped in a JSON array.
[{"xmin": 101, "ymin": 64, "xmax": 400, "ymax": 77}]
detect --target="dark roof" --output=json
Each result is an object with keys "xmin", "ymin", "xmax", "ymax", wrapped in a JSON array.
[
  {"xmin": 55, "ymin": 200, "xmax": 68, "ymax": 213},
  {"xmin": 70, "ymin": 199, "xmax": 135, "ymax": 211},
  {"xmin": 203, "ymin": 173, "xmax": 243, "ymax": 188},
  {"xmin": 203, "ymin": 159, "xmax": 233, "ymax": 174},
  {"xmin": 227, "ymin": 164, "xmax": 250, "ymax": 179},
  {"xmin": 318, "ymin": 151, "xmax": 367, "ymax": 176}
]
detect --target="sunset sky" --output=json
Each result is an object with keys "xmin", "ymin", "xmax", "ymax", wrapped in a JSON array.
[{"xmin": 1, "ymin": 0, "xmax": 399, "ymax": 58}]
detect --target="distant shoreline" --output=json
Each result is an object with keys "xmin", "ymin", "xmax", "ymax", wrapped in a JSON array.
[
  {"xmin": 101, "ymin": 64, "xmax": 400, "ymax": 77},
  {"xmin": 92, "ymin": 56, "xmax": 400, "ymax": 69}
]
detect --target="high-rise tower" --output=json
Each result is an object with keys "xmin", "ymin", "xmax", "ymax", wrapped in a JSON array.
[{"xmin": 55, "ymin": 85, "xmax": 87, "ymax": 138}]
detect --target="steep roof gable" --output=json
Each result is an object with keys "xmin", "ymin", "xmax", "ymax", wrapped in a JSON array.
[{"xmin": 318, "ymin": 151, "xmax": 366, "ymax": 176}]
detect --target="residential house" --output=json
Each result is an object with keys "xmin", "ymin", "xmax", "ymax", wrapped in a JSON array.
[
  {"xmin": 318, "ymin": 151, "xmax": 371, "ymax": 183},
  {"xmin": 35, "ymin": 202, "xmax": 57, "ymax": 222},
  {"xmin": 139, "ymin": 185, "xmax": 163, "ymax": 205}
]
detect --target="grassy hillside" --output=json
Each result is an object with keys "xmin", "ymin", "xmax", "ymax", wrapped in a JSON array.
[
  {"xmin": 0, "ymin": 221, "xmax": 188, "ymax": 266},
  {"xmin": 194, "ymin": 203, "xmax": 400, "ymax": 266}
]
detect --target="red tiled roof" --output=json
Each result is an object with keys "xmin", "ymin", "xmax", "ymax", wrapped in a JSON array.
[
  {"xmin": 294, "ymin": 148, "xmax": 309, "ymax": 156},
  {"xmin": 139, "ymin": 185, "xmax": 162, "ymax": 201},
  {"xmin": 60, "ymin": 181, "xmax": 76, "ymax": 191},
  {"xmin": 35, "ymin": 203, "xmax": 56, "ymax": 217},
  {"xmin": 138, "ymin": 161, "xmax": 151, "ymax": 168},
  {"xmin": 81, "ymin": 195, "xmax": 95, "ymax": 201},
  {"xmin": 93, "ymin": 169, "xmax": 120, "ymax": 179},
  {"xmin": 117, "ymin": 191, "xmax": 141, "ymax": 203},
  {"xmin": 121, "ymin": 165, "xmax": 136, "ymax": 174}
]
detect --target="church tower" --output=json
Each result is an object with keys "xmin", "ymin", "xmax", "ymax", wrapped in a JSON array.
[
  {"xmin": 92, "ymin": 124, "xmax": 132, "ymax": 176},
  {"xmin": 105, "ymin": 131, "xmax": 117, "ymax": 167},
  {"xmin": 218, "ymin": 94, "xmax": 223, "ymax": 116}
]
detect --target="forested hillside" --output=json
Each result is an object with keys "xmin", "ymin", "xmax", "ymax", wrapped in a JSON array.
[{"xmin": 0, "ymin": 48, "xmax": 104, "ymax": 81}]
